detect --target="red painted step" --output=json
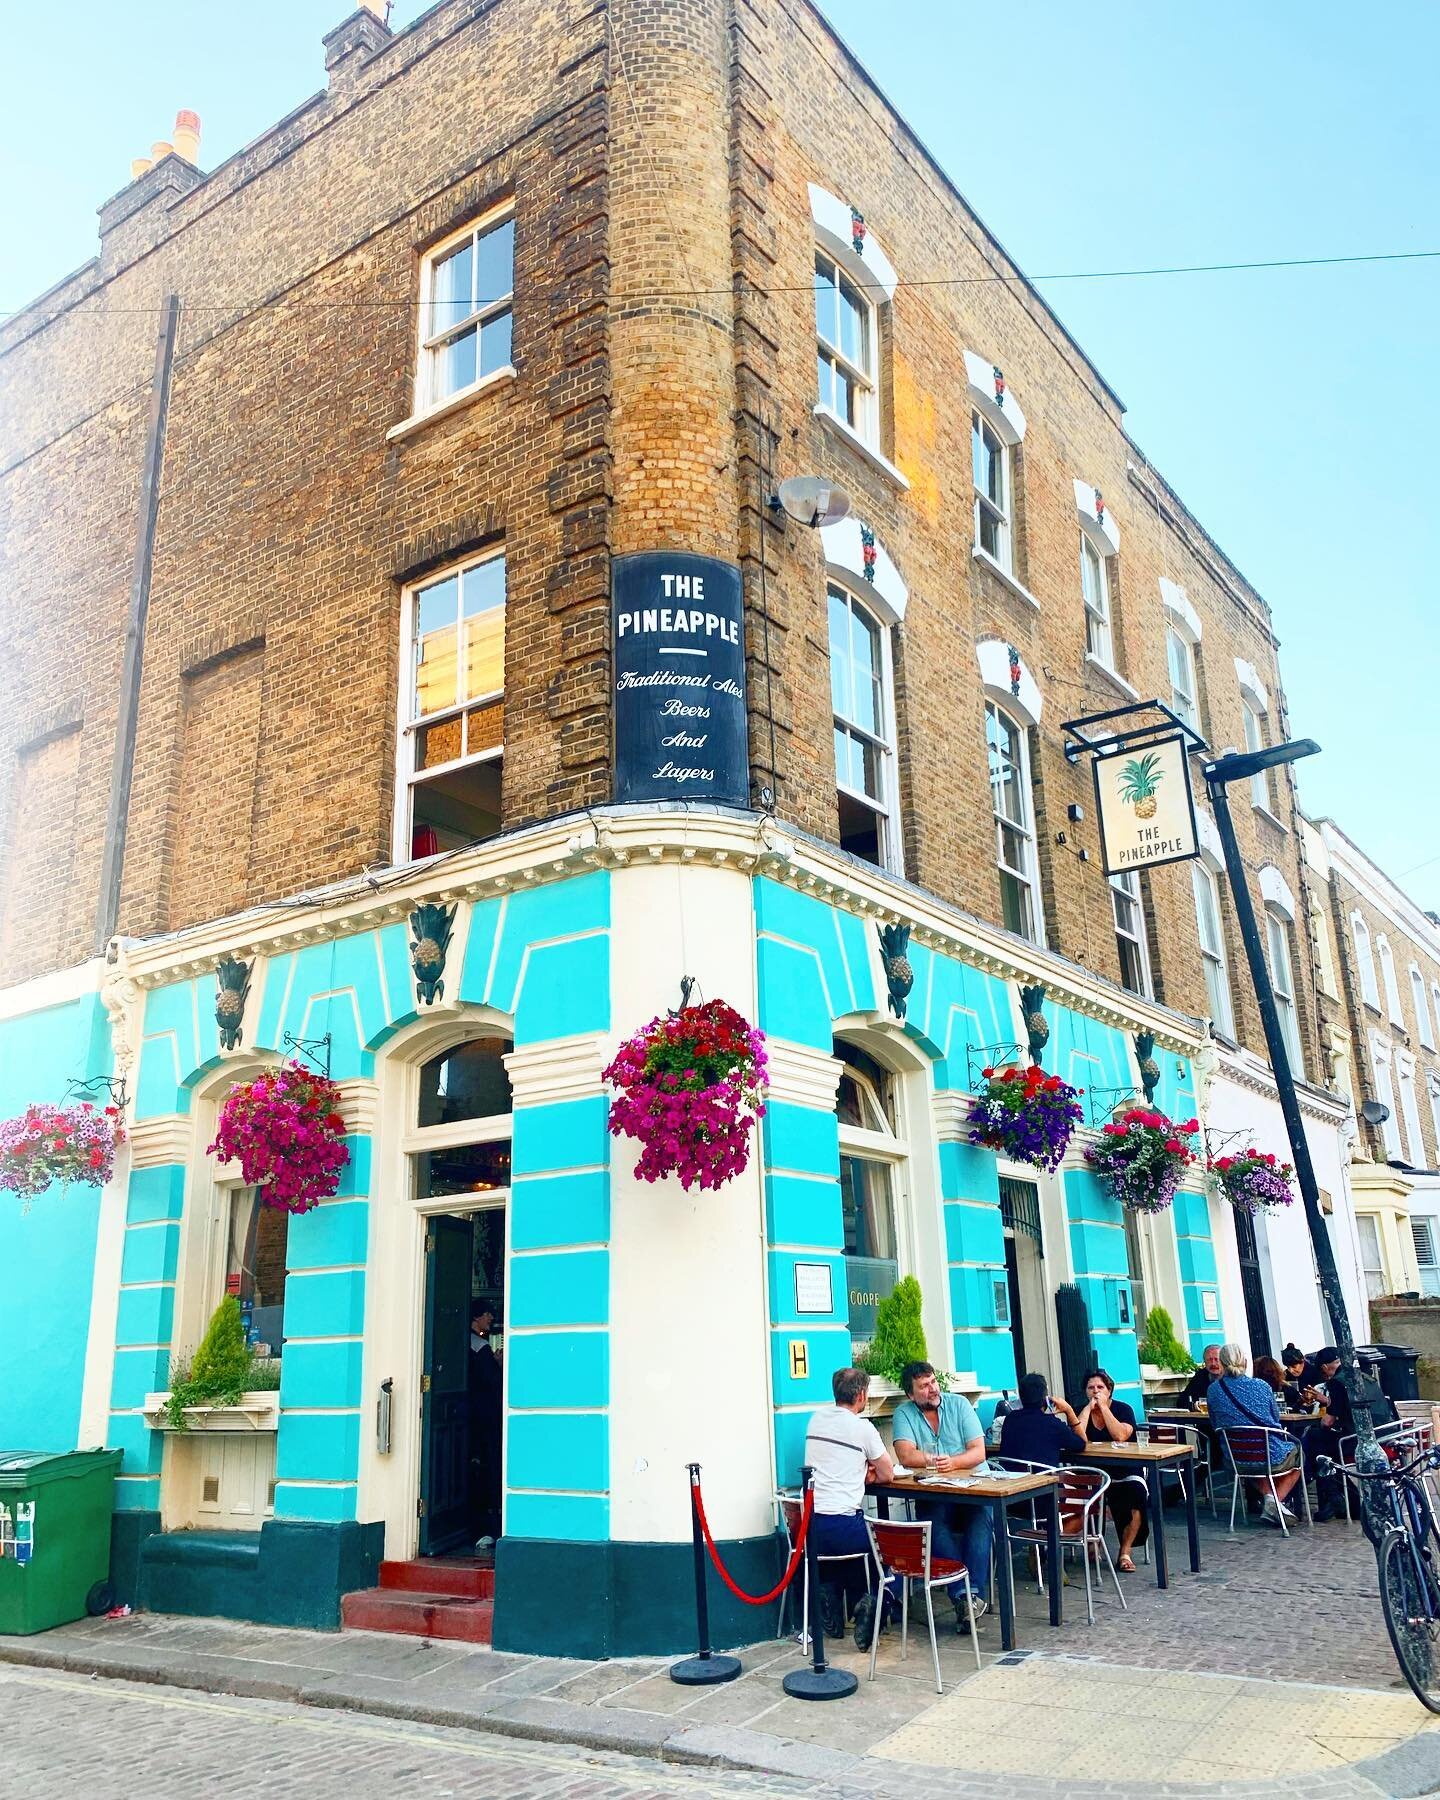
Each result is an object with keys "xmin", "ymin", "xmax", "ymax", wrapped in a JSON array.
[
  {"xmin": 342, "ymin": 1586, "xmax": 493, "ymax": 1644},
  {"xmin": 378, "ymin": 1557, "xmax": 494, "ymax": 1601}
]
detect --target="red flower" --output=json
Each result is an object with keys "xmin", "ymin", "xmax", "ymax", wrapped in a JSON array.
[{"xmin": 1165, "ymin": 1138, "xmax": 1183, "ymax": 1155}]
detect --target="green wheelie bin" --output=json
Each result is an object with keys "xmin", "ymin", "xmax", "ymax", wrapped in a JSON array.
[{"xmin": 0, "ymin": 1449, "xmax": 123, "ymax": 1635}]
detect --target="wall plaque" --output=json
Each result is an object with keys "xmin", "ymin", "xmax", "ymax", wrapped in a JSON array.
[{"xmin": 612, "ymin": 552, "xmax": 749, "ymax": 807}]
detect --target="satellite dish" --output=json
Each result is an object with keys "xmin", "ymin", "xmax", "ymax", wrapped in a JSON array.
[{"xmin": 773, "ymin": 475, "xmax": 851, "ymax": 529}]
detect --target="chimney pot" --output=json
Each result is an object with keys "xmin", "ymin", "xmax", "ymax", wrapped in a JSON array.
[
  {"xmin": 131, "ymin": 156, "xmax": 153, "ymax": 181},
  {"xmin": 151, "ymin": 140, "xmax": 174, "ymax": 163},
  {"xmin": 173, "ymin": 110, "xmax": 201, "ymax": 165}
]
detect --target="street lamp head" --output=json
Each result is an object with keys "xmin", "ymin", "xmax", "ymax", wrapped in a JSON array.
[{"xmin": 1202, "ymin": 737, "xmax": 1320, "ymax": 787}]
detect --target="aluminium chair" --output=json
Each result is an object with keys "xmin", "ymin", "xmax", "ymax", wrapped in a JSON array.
[{"xmin": 863, "ymin": 1516, "xmax": 981, "ymax": 1694}]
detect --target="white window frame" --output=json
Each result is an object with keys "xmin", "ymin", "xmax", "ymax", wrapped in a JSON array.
[
  {"xmin": 1166, "ymin": 623, "xmax": 1200, "ymax": 731},
  {"xmin": 828, "ymin": 579, "xmax": 903, "ymax": 876},
  {"xmin": 985, "ymin": 697, "xmax": 1043, "ymax": 945},
  {"xmin": 1411, "ymin": 965, "xmax": 1435, "ymax": 1049},
  {"xmin": 1398, "ymin": 1053, "xmax": 1425, "ymax": 1168},
  {"xmin": 1357, "ymin": 1213, "xmax": 1385, "ymax": 1300},
  {"xmin": 1428, "ymin": 1074, "xmax": 1440, "ymax": 1169},
  {"xmin": 1110, "ymin": 869, "xmax": 1152, "ymax": 997},
  {"xmin": 814, "ymin": 248, "xmax": 880, "ymax": 448},
  {"xmin": 393, "ymin": 546, "xmax": 505, "ymax": 864},
  {"xmin": 1081, "ymin": 531, "xmax": 1113, "ymax": 667},
  {"xmin": 1352, "ymin": 912, "xmax": 1381, "ymax": 1010},
  {"xmin": 1377, "ymin": 935, "xmax": 1405, "ymax": 1027},
  {"xmin": 1192, "ymin": 859, "xmax": 1235, "ymax": 1036},
  {"xmin": 1413, "ymin": 1215, "xmax": 1440, "ymax": 1297},
  {"xmin": 1265, "ymin": 906, "xmax": 1304, "ymax": 1077},
  {"xmin": 1241, "ymin": 694, "xmax": 1269, "ymax": 810},
  {"xmin": 1371, "ymin": 1037, "xmax": 1403, "ymax": 1159},
  {"xmin": 973, "ymin": 411, "xmax": 1012, "ymax": 572},
  {"xmin": 414, "ymin": 205, "xmax": 516, "ymax": 417},
  {"xmin": 835, "ymin": 1044, "xmax": 912, "ymax": 1351}
]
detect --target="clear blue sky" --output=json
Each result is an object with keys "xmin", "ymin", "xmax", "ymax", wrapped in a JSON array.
[{"xmin": 3, "ymin": 3, "xmax": 1437, "ymax": 908}]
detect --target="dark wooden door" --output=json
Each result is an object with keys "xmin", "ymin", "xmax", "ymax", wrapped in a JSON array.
[
  {"xmin": 420, "ymin": 1214, "xmax": 473, "ymax": 1556},
  {"xmin": 1232, "ymin": 1204, "xmax": 1272, "ymax": 1361}
]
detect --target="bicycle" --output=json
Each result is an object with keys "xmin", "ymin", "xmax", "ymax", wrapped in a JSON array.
[{"xmin": 1324, "ymin": 1444, "xmax": 1440, "ymax": 1711}]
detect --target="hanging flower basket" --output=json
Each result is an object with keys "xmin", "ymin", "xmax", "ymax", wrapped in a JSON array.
[
  {"xmin": 604, "ymin": 999, "xmax": 768, "ymax": 1192},
  {"xmin": 207, "ymin": 1061, "xmax": 349, "ymax": 1215},
  {"xmin": 1084, "ymin": 1107, "xmax": 1199, "ymax": 1214},
  {"xmin": 967, "ymin": 1064, "xmax": 1083, "ymax": 1172},
  {"xmin": 0, "ymin": 1102, "xmax": 125, "ymax": 1209},
  {"xmin": 1209, "ymin": 1148, "xmax": 1295, "ymax": 1215}
]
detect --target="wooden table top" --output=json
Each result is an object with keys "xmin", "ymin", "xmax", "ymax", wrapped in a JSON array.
[
  {"xmin": 1080, "ymin": 1440, "xmax": 1194, "ymax": 1464},
  {"xmin": 873, "ymin": 1469, "xmax": 1059, "ymax": 1500},
  {"xmin": 1149, "ymin": 1406, "xmax": 1318, "ymax": 1426}
]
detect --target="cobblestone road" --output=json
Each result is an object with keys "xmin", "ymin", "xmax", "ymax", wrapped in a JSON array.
[{"xmin": 0, "ymin": 1666, "xmax": 815, "ymax": 1800}]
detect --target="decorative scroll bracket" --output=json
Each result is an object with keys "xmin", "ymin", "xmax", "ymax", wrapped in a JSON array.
[{"xmin": 282, "ymin": 1031, "xmax": 332, "ymax": 1079}]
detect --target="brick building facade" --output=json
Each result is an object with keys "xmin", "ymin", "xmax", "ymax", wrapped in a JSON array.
[
  {"xmin": 1303, "ymin": 817, "xmax": 1440, "ymax": 1301},
  {"xmin": 0, "ymin": 0, "xmax": 1367, "ymax": 1651}
]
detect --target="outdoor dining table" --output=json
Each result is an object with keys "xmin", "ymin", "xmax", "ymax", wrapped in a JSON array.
[
  {"xmin": 1078, "ymin": 1440, "xmax": 1200, "ymax": 1590},
  {"xmin": 869, "ymin": 1468, "xmax": 1062, "ymax": 1653},
  {"xmin": 1148, "ymin": 1406, "xmax": 1319, "ymax": 1428}
]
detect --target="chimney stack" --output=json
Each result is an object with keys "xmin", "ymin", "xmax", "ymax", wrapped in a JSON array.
[{"xmin": 172, "ymin": 110, "xmax": 201, "ymax": 165}]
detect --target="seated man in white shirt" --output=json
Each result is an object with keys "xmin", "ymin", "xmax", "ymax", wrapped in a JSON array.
[{"xmin": 803, "ymin": 1365, "xmax": 901, "ymax": 1651}]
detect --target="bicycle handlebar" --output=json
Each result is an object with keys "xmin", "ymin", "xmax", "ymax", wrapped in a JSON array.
[{"xmin": 1318, "ymin": 1446, "xmax": 1440, "ymax": 1483}]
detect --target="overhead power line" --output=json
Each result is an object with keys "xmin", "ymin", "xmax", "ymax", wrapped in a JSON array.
[{"xmin": 3, "ymin": 245, "xmax": 1438, "ymax": 322}]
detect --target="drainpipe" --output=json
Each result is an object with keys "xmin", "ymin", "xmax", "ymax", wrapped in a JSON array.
[{"xmin": 94, "ymin": 293, "xmax": 179, "ymax": 952}]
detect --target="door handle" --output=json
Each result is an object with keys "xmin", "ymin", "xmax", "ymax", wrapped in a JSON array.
[{"xmin": 377, "ymin": 1377, "xmax": 394, "ymax": 1455}]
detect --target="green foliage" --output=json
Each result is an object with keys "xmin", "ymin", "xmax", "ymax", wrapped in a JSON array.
[
  {"xmin": 858, "ymin": 1276, "xmax": 947, "ymax": 1386},
  {"xmin": 165, "ymin": 1297, "xmax": 264, "ymax": 1429},
  {"xmin": 1137, "ymin": 1304, "xmax": 1195, "ymax": 1374}
]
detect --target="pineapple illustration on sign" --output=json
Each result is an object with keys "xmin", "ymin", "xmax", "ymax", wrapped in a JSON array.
[{"xmin": 1118, "ymin": 751, "xmax": 1163, "ymax": 820}]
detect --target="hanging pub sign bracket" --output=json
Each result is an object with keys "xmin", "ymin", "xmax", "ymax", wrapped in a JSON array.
[{"xmin": 1060, "ymin": 701, "xmax": 1206, "ymax": 877}]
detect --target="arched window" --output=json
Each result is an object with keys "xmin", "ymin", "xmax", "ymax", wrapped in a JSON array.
[
  {"xmin": 835, "ymin": 1040, "xmax": 909, "ymax": 1350},
  {"xmin": 1265, "ymin": 907, "xmax": 1304, "ymax": 1077},
  {"xmin": 985, "ymin": 699, "xmax": 1041, "ymax": 943},
  {"xmin": 1352, "ymin": 913, "xmax": 1380, "ymax": 1010},
  {"xmin": 1410, "ymin": 965, "xmax": 1434, "ymax": 1050},
  {"xmin": 1377, "ymin": 937, "xmax": 1404, "ymax": 1026},
  {"xmin": 829, "ymin": 581, "xmax": 901, "ymax": 871},
  {"xmin": 1192, "ymin": 861, "xmax": 1234, "ymax": 1037},
  {"xmin": 413, "ymin": 1036, "xmax": 513, "ymax": 1198}
]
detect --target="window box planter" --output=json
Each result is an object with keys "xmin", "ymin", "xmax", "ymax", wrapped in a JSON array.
[
  {"xmin": 1139, "ymin": 1365, "xmax": 1191, "ymax": 1397},
  {"xmin": 142, "ymin": 1390, "xmax": 281, "ymax": 1434}
]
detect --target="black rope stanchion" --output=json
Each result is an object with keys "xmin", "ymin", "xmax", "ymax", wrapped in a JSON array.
[
  {"xmin": 670, "ymin": 1462, "xmax": 743, "ymax": 1686},
  {"xmin": 782, "ymin": 1466, "xmax": 858, "ymax": 1702}
]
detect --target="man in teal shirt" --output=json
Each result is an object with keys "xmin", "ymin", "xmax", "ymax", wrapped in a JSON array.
[{"xmin": 890, "ymin": 1360, "xmax": 991, "ymax": 1632}]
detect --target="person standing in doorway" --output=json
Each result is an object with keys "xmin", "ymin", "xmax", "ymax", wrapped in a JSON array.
[
  {"xmin": 891, "ymin": 1361, "xmax": 992, "ymax": 1634},
  {"xmin": 468, "ymin": 1302, "xmax": 503, "ymax": 1548}
]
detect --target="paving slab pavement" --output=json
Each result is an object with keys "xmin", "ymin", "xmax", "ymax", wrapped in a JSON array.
[{"xmin": 2, "ymin": 1508, "xmax": 1439, "ymax": 1794}]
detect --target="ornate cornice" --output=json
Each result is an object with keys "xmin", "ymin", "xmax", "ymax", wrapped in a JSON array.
[
  {"xmin": 1211, "ymin": 1044, "xmax": 1349, "ymax": 1124},
  {"xmin": 103, "ymin": 808, "xmax": 1209, "ymax": 1062}
]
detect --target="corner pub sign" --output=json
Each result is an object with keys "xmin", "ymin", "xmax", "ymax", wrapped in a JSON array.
[{"xmin": 612, "ymin": 552, "xmax": 750, "ymax": 807}]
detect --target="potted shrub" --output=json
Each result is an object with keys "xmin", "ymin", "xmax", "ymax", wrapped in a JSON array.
[
  {"xmin": 1138, "ymin": 1303, "xmax": 1196, "ymax": 1394},
  {"xmin": 857, "ymin": 1276, "xmax": 947, "ymax": 1394},
  {"xmin": 604, "ymin": 998, "xmax": 768, "ymax": 1191},
  {"xmin": 0, "ymin": 1101, "xmax": 125, "ymax": 1211},
  {"xmin": 966, "ymin": 1063, "xmax": 1084, "ymax": 1172},
  {"xmin": 1085, "ymin": 1107, "xmax": 1199, "ymax": 1214},
  {"xmin": 158, "ymin": 1297, "xmax": 279, "ymax": 1432},
  {"xmin": 208, "ymin": 1061, "xmax": 349, "ymax": 1215}
]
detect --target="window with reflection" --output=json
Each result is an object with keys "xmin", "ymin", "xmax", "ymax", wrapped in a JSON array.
[
  {"xmin": 418, "ymin": 210, "xmax": 515, "ymax": 411},
  {"xmin": 401, "ymin": 550, "xmax": 505, "ymax": 860},
  {"xmin": 829, "ymin": 581, "xmax": 900, "ymax": 871},
  {"xmin": 225, "ymin": 1189, "xmax": 287, "ymax": 1361},
  {"xmin": 814, "ymin": 251, "xmax": 878, "ymax": 443},
  {"xmin": 972, "ymin": 412, "xmax": 1010, "ymax": 569},
  {"xmin": 835, "ymin": 1041, "xmax": 907, "ymax": 1348},
  {"xmin": 985, "ymin": 699, "xmax": 1041, "ymax": 943},
  {"xmin": 413, "ymin": 1036, "xmax": 513, "ymax": 1200}
]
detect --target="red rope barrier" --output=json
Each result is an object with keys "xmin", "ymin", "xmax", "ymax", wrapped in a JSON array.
[{"xmin": 691, "ymin": 1477, "xmax": 813, "ymax": 1605}]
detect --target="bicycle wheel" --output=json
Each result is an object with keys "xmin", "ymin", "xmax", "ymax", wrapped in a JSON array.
[{"xmin": 1379, "ymin": 1527, "xmax": 1440, "ymax": 1713}]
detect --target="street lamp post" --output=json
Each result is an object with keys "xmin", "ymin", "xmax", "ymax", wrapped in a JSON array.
[{"xmin": 1203, "ymin": 740, "xmax": 1386, "ymax": 1512}]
